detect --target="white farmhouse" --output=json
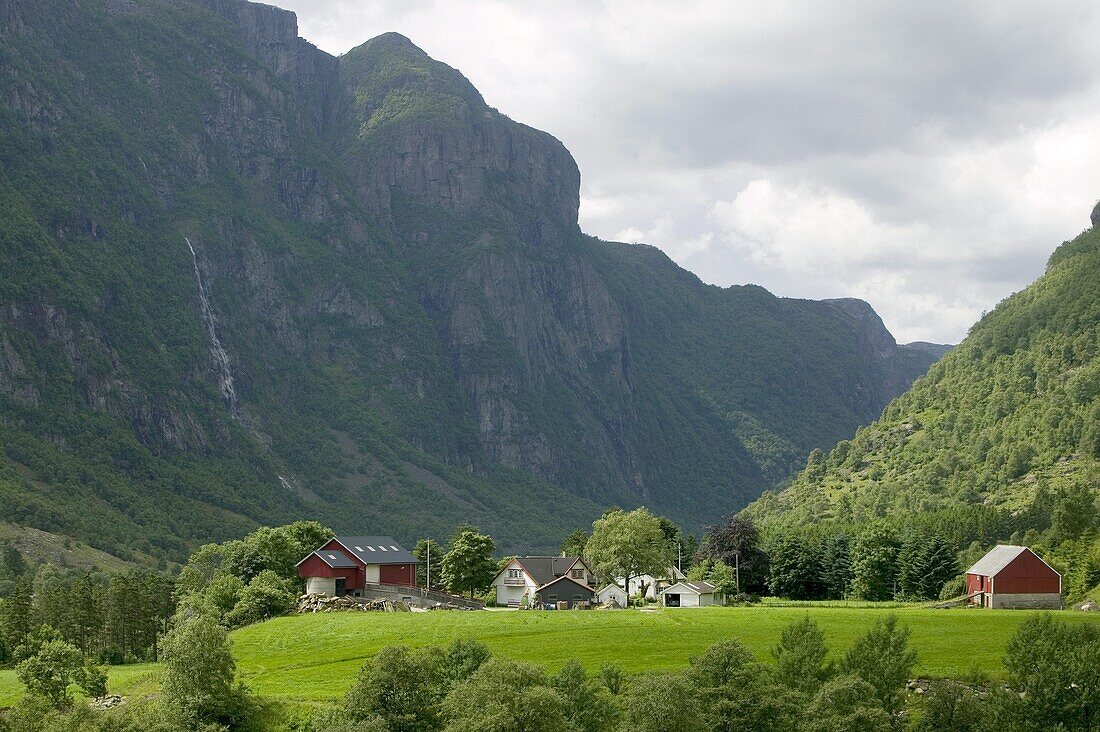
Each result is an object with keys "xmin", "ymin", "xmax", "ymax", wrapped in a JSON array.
[
  {"xmin": 624, "ymin": 565, "xmax": 686, "ymax": 600},
  {"xmin": 491, "ymin": 556, "xmax": 598, "ymax": 608}
]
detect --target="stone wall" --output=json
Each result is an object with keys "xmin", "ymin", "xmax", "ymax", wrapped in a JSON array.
[{"xmin": 991, "ymin": 592, "xmax": 1062, "ymax": 609}]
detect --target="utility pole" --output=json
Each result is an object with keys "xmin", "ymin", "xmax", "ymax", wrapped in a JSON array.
[
  {"xmin": 677, "ymin": 542, "xmax": 682, "ymax": 573},
  {"xmin": 426, "ymin": 542, "xmax": 431, "ymax": 590},
  {"xmin": 734, "ymin": 550, "xmax": 740, "ymax": 595}
]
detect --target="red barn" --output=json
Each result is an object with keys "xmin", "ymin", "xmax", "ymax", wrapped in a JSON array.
[
  {"xmin": 966, "ymin": 545, "xmax": 1061, "ymax": 609},
  {"xmin": 297, "ymin": 536, "xmax": 419, "ymax": 597}
]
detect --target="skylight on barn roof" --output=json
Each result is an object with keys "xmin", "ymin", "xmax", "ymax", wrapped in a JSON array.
[
  {"xmin": 355, "ymin": 546, "xmax": 364, "ymax": 552},
  {"xmin": 390, "ymin": 545, "xmax": 399, "ymax": 551},
  {"xmin": 327, "ymin": 554, "xmax": 337, "ymax": 559},
  {"xmin": 379, "ymin": 546, "xmax": 388, "ymax": 551},
  {"xmin": 366, "ymin": 546, "xmax": 376, "ymax": 551}
]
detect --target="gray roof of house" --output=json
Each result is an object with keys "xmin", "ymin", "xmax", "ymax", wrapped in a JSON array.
[
  {"xmin": 966, "ymin": 545, "xmax": 1050, "ymax": 577},
  {"xmin": 518, "ymin": 556, "xmax": 586, "ymax": 586},
  {"xmin": 314, "ymin": 549, "xmax": 358, "ymax": 568},
  {"xmin": 334, "ymin": 537, "xmax": 419, "ymax": 565},
  {"xmin": 662, "ymin": 580, "xmax": 717, "ymax": 595}
]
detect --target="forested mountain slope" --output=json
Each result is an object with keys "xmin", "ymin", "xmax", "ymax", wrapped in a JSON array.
[
  {"xmin": 0, "ymin": 0, "xmax": 940, "ymax": 560},
  {"xmin": 749, "ymin": 220, "xmax": 1100, "ymax": 527}
]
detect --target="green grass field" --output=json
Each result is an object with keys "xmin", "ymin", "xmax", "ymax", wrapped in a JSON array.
[{"xmin": 3, "ymin": 606, "xmax": 1099, "ymax": 708}]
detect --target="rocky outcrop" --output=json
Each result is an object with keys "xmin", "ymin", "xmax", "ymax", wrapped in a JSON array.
[
  {"xmin": 0, "ymin": 0, "xmax": 948, "ymax": 555},
  {"xmin": 1092, "ymin": 199, "xmax": 1100, "ymax": 229}
]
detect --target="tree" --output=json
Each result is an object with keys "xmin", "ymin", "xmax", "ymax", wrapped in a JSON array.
[
  {"xmin": 1003, "ymin": 613, "xmax": 1100, "ymax": 730},
  {"xmin": 224, "ymin": 570, "xmax": 297, "ymax": 627},
  {"xmin": 897, "ymin": 534, "xmax": 958, "ymax": 600},
  {"xmin": 15, "ymin": 639, "xmax": 107, "ymax": 709},
  {"xmin": 439, "ymin": 638, "xmax": 492, "ymax": 696},
  {"xmin": 910, "ymin": 679, "xmax": 984, "ymax": 732},
  {"xmin": 439, "ymin": 527, "xmax": 497, "ymax": 599},
  {"xmin": 618, "ymin": 672, "xmax": 701, "ymax": 732},
  {"xmin": 700, "ymin": 514, "xmax": 768, "ymax": 593},
  {"xmin": 559, "ymin": 529, "xmax": 589, "ymax": 559},
  {"xmin": 0, "ymin": 576, "xmax": 33, "ymax": 652},
  {"xmin": 343, "ymin": 645, "xmax": 442, "ymax": 732},
  {"xmin": 1050, "ymin": 482, "xmax": 1098, "ymax": 543},
  {"xmin": 413, "ymin": 538, "xmax": 444, "ymax": 588},
  {"xmin": 772, "ymin": 617, "xmax": 833, "ymax": 695},
  {"xmin": 159, "ymin": 614, "xmax": 256, "ymax": 729},
  {"xmin": 550, "ymin": 660, "xmax": 618, "ymax": 732},
  {"xmin": 584, "ymin": 508, "xmax": 667, "ymax": 598},
  {"xmin": 442, "ymin": 658, "xmax": 567, "ymax": 732},
  {"xmin": 768, "ymin": 535, "xmax": 825, "ymax": 600},
  {"xmin": 821, "ymin": 534, "xmax": 852, "ymax": 599},
  {"xmin": 802, "ymin": 675, "xmax": 892, "ymax": 732},
  {"xmin": 838, "ymin": 614, "xmax": 917, "ymax": 716},
  {"xmin": 849, "ymin": 525, "xmax": 900, "ymax": 600}
]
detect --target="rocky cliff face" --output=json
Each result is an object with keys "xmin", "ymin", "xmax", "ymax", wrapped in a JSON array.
[{"xmin": 0, "ymin": 0, "xmax": 945, "ymax": 557}]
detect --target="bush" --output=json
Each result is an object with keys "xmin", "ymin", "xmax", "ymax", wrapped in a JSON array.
[
  {"xmin": 15, "ymin": 639, "xmax": 107, "ymax": 709},
  {"xmin": 938, "ymin": 575, "xmax": 966, "ymax": 600},
  {"xmin": 838, "ymin": 614, "xmax": 916, "ymax": 716},
  {"xmin": 343, "ymin": 645, "xmax": 441, "ymax": 731}
]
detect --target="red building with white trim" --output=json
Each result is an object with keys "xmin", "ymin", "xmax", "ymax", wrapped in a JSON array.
[
  {"xmin": 965, "ymin": 545, "xmax": 1061, "ymax": 609},
  {"xmin": 297, "ymin": 536, "xmax": 418, "ymax": 597}
]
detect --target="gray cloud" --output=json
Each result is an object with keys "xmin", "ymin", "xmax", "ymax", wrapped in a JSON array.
[{"xmin": 272, "ymin": 0, "xmax": 1100, "ymax": 343}]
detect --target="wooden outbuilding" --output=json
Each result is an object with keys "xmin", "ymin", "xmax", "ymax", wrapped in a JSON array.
[
  {"xmin": 297, "ymin": 536, "xmax": 418, "ymax": 597},
  {"xmin": 532, "ymin": 575, "xmax": 595, "ymax": 609},
  {"xmin": 965, "ymin": 545, "xmax": 1061, "ymax": 609}
]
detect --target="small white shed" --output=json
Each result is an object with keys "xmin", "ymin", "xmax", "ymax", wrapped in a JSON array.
[
  {"xmin": 595, "ymin": 584, "xmax": 629, "ymax": 607},
  {"xmin": 660, "ymin": 580, "xmax": 723, "ymax": 608}
]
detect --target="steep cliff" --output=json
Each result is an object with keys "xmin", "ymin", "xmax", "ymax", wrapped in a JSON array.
[{"xmin": 0, "ymin": 0, "xmax": 943, "ymax": 558}]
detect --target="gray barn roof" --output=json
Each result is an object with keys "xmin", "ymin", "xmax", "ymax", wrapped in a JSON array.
[
  {"xmin": 314, "ymin": 549, "xmax": 358, "ymax": 568},
  {"xmin": 966, "ymin": 545, "xmax": 1028, "ymax": 577},
  {"xmin": 661, "ymin": 580, "xmax": 718, "ymax": 595},
  {"xmin": 334, "ymin": 537, "xmax": 418, "ymax": 565}
]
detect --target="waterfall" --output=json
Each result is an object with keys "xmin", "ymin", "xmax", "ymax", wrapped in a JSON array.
[{"xmin": 185, "ymin": 237, "xmax": 239, "ymax": 417}]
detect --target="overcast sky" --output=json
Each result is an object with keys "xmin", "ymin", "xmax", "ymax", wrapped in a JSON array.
[{"xmin": 271, "ymin": 0, "xmax": 1100, "ymax": 344}]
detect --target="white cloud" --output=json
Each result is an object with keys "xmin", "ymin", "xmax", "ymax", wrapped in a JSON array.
[{"xmin": 270, "ymin": 0, "xmax": 1100, "ymax": 343}]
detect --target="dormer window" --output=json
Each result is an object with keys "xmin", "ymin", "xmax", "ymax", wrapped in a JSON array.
[{"xmin": 571, "ymin": 569, "xmax": 583, "ymax": 579}]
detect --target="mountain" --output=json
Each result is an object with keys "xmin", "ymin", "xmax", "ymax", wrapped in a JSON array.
[
  {"xmin": 0, "ymin": 0, "xmax": 941, "ymax": 561},
  {"xmin": 748, "ymin": 218, "xmax": 1100, "ymax": 527}
]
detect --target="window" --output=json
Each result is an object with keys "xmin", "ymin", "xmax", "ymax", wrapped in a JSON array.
[
  {"xmin": 379, "ymin": 546, "xmax": 388, "ymax": 551},
  {"xmin": 548, "ymin": 594, "xmax": 558, "ymax": 602},
  {"xmin": 571, "ymin": 569, "xmax": 583, "ymax": 579},
  {"xmin": 508, "ymin": 569, "xmax": 523, "ymax": 578},
  {"xmin": 355, "ymin": 546, "xmax": 364, "ymax": 552},
  {"xmin": 573, "ymin": 594, "xmax": 583, "ymax": 601},
  {"xmin": 390, "ymin": 546, "xmax": 400, "ymax": 551},
  {"xmin": 366, "ymin": 546, "xmax": 376, "ymax": 551}
]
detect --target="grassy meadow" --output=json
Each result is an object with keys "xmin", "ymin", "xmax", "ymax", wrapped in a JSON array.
[{"xmin": 3, "ymin": 605, "xmax": 1099, "ymax": 708}]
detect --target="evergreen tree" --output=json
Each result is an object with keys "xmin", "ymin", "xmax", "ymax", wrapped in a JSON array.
[
  {"xmin": 559, "ymin": 529, "xmax": 589, "ymax": 559},
  {"xmin": 0, "ymin": 576, "xmax": 33, "ymax": 653},
  {"xmin": 849, "ymin": 526, "xmax": 900, "ymax": 600},
  {"xmin": 768, "ymin": 535, "xmax": 825, "ymax": 600},
  {"xmin": 68, "ymin": 575, "xmax": 105, "ymax": 656},
  {"xmin": 821, "ymin": 534, "xmax": 852, "ymax": 599}
]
